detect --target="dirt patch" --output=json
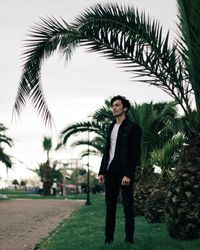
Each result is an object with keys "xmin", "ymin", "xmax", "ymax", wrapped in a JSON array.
[{"xmin": 0, "ymin": 199, "xmax": 84, "ymax": 250}]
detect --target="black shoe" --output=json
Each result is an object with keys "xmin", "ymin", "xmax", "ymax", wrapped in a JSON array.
[{"xmin": 105, "ymin": 239, "xmax": 113, "ymax": 244}]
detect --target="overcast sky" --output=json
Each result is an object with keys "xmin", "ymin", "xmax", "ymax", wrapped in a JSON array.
[{"xmin": 0, "ymin": 0, "xmax": 178, "ymax": 182}]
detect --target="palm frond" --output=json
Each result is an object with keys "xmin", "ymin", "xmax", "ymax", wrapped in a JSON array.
[
  {"xmin": 129, "ymin": 101, "xmax": 181, "ymax": 171},
  {"xmin": 71, "ymin": 136, "xmax": 105, "ymax": 154},
  {"xmin": 0, "ymin": 147, "xmax": 12, "ymax": 169},
  {"xmin": 92, "ymin": 106, "xmax": 113, "ymax": 122},
  {"xmin": 58, "ymin": 121, "xmax": 108, "ymax": 146},
  {"xmin": 79, "ymin": 149, "xmax": 99, "ymax": 158},
  {"xmin": 176, "ymin": 0, "xmax": 200, "ymax": 116},
  {"xmin": 151, "ymin": 133, "xmax": 185, "ymax": 178},
  {"xmin": 74, "ymin": 3, "xmax": 192, "ymax": 114},
  {"xmin": 13, "ymin": 17, "xmax": 82, "ymax": 126},
  {"xmin": 0, "ymin": 123, "xmax": 13, "ymax": 148},
  {"xmin": 91, "ymin": 99, "xmax": 113, "ymax": 123}
]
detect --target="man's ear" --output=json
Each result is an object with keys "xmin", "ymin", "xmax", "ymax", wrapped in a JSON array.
[{"xmin": 124, "ymin": 107, "xmax": 128, "ymax": 112}]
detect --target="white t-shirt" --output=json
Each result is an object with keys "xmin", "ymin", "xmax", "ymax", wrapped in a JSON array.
[{"xmin": 107, "ymin": 123, "xmax": 121, "ymax": 169}]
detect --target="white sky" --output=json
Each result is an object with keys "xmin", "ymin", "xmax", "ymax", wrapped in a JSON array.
[{"xmin": 0, "ymin": 0, "xmax": 178, "ymax": 182}]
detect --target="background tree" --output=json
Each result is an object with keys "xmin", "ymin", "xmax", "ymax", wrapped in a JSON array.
[
  {"xmin": 20, "ymin": 180, "xmax": 27, "ymax": 190},
  {"xmin": 42, "ymin": 136, "xmax": 52, "ymax": 195},
  {"xmin": 43, "ymin": 137, "xmax": 52, "ymax": 161},
  {"xmin": 130, "ymin": 101, "xmax": 181, "ymax": 215},
  {"xmin": 0, "ymin": 123, "xmax": 13, "ymax": 171},
  {"xmin": 31, "ymin": 161, "xmax": 63, "ymax": 194},
  {"xmin": 12, "ymin": 179, "xmax": 19, "ymax": 190},
  {"xmin": 145, "ymin": 133, "xmax": 185, "ymax": 223}
]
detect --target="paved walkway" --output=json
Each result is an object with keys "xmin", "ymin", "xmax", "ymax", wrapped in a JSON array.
[{"xmin": 0, "ymin": 199, "xmax": 84, "ymax": 250}]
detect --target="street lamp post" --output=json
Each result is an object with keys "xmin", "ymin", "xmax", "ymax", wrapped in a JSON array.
[{"xmin": 85, "ymin": 127, "xmax": 91, "ymax": 205}]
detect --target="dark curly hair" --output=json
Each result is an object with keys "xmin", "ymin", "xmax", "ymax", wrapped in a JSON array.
[{"xmin": 110, "ymin": 95, "xmax": 131, "ymax": 113}]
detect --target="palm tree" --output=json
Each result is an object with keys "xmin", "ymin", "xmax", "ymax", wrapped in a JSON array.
[
  {"xmin": 42, "ymin": 136, "xmax": 52, "ymax": 195},
  {"xmin": 145, "ymin": 133, "xmax": 185, "ymax": 223},
  {"xmin": 130, "ymin": 101, "xmax": 181, "ymax": 216},
  {"xmin": 20, "ymin": 180, "xmax": 27, "ymax": 190},
  {"xmin": 31, "ymin": 161, "xmax": 63, "ymax": 188},
  {"xmin": 43, "ymin": 136, "xmax": 52, "ymax": 161},
  {"xmin": 57, "ymin": 99, "xmax": 111, "ymax": 153},
  {"xmin": 130, "ymin": 102, "xmax": 180, "ymax": 175},
  {"xmin": 0, "ymin": 123, "xmax": 13, "ymax": 171},
  {"xmin": 13, "ymin": 1, "xmax": 200, "ymax": 239},
  {"xmin": 12, "ymin": 179, "xmax": 19, "ymax": 190}
]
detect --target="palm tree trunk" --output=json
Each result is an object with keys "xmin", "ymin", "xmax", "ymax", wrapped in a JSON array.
[
  {"xmin": 165, "ymin": 136, "xmax": 200, "ymax": 239},
  {"xmin": 194, "ymin": 91, "xmax": 200, "ymax": 124},
  {"xmin": 43, "ymin": 160, "xmax": 51, "ymax": 195}
]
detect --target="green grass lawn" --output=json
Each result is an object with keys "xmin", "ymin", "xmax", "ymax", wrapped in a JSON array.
[
  {"xmin": 0, "ymin": 190, "xmax": 86, "ymax": 200},
  {"xmin": 38, "ymin": 195, "xmax": 200, "ymax": 250}
]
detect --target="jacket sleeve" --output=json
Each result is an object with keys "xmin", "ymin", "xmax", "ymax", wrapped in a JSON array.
[
  {"xmin": 98, "ymin": 149, "xmax": 107, "ymax": 176},
  {"xmin": 124, "ymin": 124, "xmax": 142, "ymax": 178},
  {"xmin": 98, "ymin": 128, "xmax": 111, "ymax": 176}
]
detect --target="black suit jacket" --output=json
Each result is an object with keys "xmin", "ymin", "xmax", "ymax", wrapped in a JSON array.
[{"xmin": 98, "ymin": 117, "xmax": 142, "ymax": 178}]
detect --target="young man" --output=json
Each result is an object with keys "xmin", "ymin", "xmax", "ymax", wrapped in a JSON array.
[{"xmin": 98, "ymin": 95, "xmax": 142, "ymax": 244}]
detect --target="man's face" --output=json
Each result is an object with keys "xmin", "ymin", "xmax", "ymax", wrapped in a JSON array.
[{"xmin": 111, "ymin": 99, "xmax": 127, "ymax": 117}]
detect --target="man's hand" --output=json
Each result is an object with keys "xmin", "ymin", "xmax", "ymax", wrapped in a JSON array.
[
  {"xmin": 121, "ymin": 176, "xmax": 130, "ymax": 186},
  {"xmin": 98, "ymin": 175, "xmax": 105, "ymax": 184}
]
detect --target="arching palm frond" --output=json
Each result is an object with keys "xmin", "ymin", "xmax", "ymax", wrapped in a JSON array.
[
  {"xmin": 0, "ymin": 123, "xmax": 13, "ymax": 147},
  {"xmin": 0, "ymin": 136, "xmax": 13, "ymax": 148},
  {"xmin": 0, "ymin": 147, "xmax": 12, "ymax": 169},
  {"xmin": 176, "ymin": 0, "xmax": 200, "ymax": 117},
  {"xmin": 71, "ymin": 136, "xmax": 105, "ymax": 154},
  {"xmin": 92, "ymin": 106, "xmax": 113, "ymax": 123},
  {"xmin": 30, "ymin": 161, "xmax": 63, "ymax": 183},
  {"xmin": 0, "ymin": 123, "xmax": 13, "ymax": 170},
  {"xmin": 14, "ymin": 3, "xmax": 194, "ymax": 126},
  {"xmin": 151, "ymin": 133, "xmax": 185, "ymax": 180},
  {"xmin": 13, "ymin": 17, "xmax": 82, "ymax": 126},
  {"xmin": 29, "ymin": 162, "xmax": 46, "ymax": 181},
  {"xmin": 154, "ymin": 102, "xmax": 184, "ymax": 141},
  {"xmin": 58, "ymin": 121, "xmax": 108, "ymax": 147},
  {"xmin": 128, "ymin": 101, "xmax": 180, "ymax": 172},
  {"xmin": 91, "ymin": 100, "xmax": 113, "ymax": 125},
  {"xmin": 79, "ymin": 149, "xmax": 100, "ymax": 159},
  {"xmin": 74, "ymin": 3, "xmax": 192, "ymax": 114}
]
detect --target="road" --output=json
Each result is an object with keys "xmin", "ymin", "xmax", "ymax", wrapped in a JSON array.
[{"xmin": 0, "ymin": 199, "xmax": 84, "ymax": 250}]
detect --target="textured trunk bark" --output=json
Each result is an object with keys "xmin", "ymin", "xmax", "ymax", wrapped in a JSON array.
[{"xmin": 165, "ymin": 135, "xmax": 200, "ymax": 239}]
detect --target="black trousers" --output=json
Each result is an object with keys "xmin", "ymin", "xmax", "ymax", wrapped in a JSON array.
[{"xmin": 105, "ymin": 172, "xmax": 135, "ymax": 241}]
